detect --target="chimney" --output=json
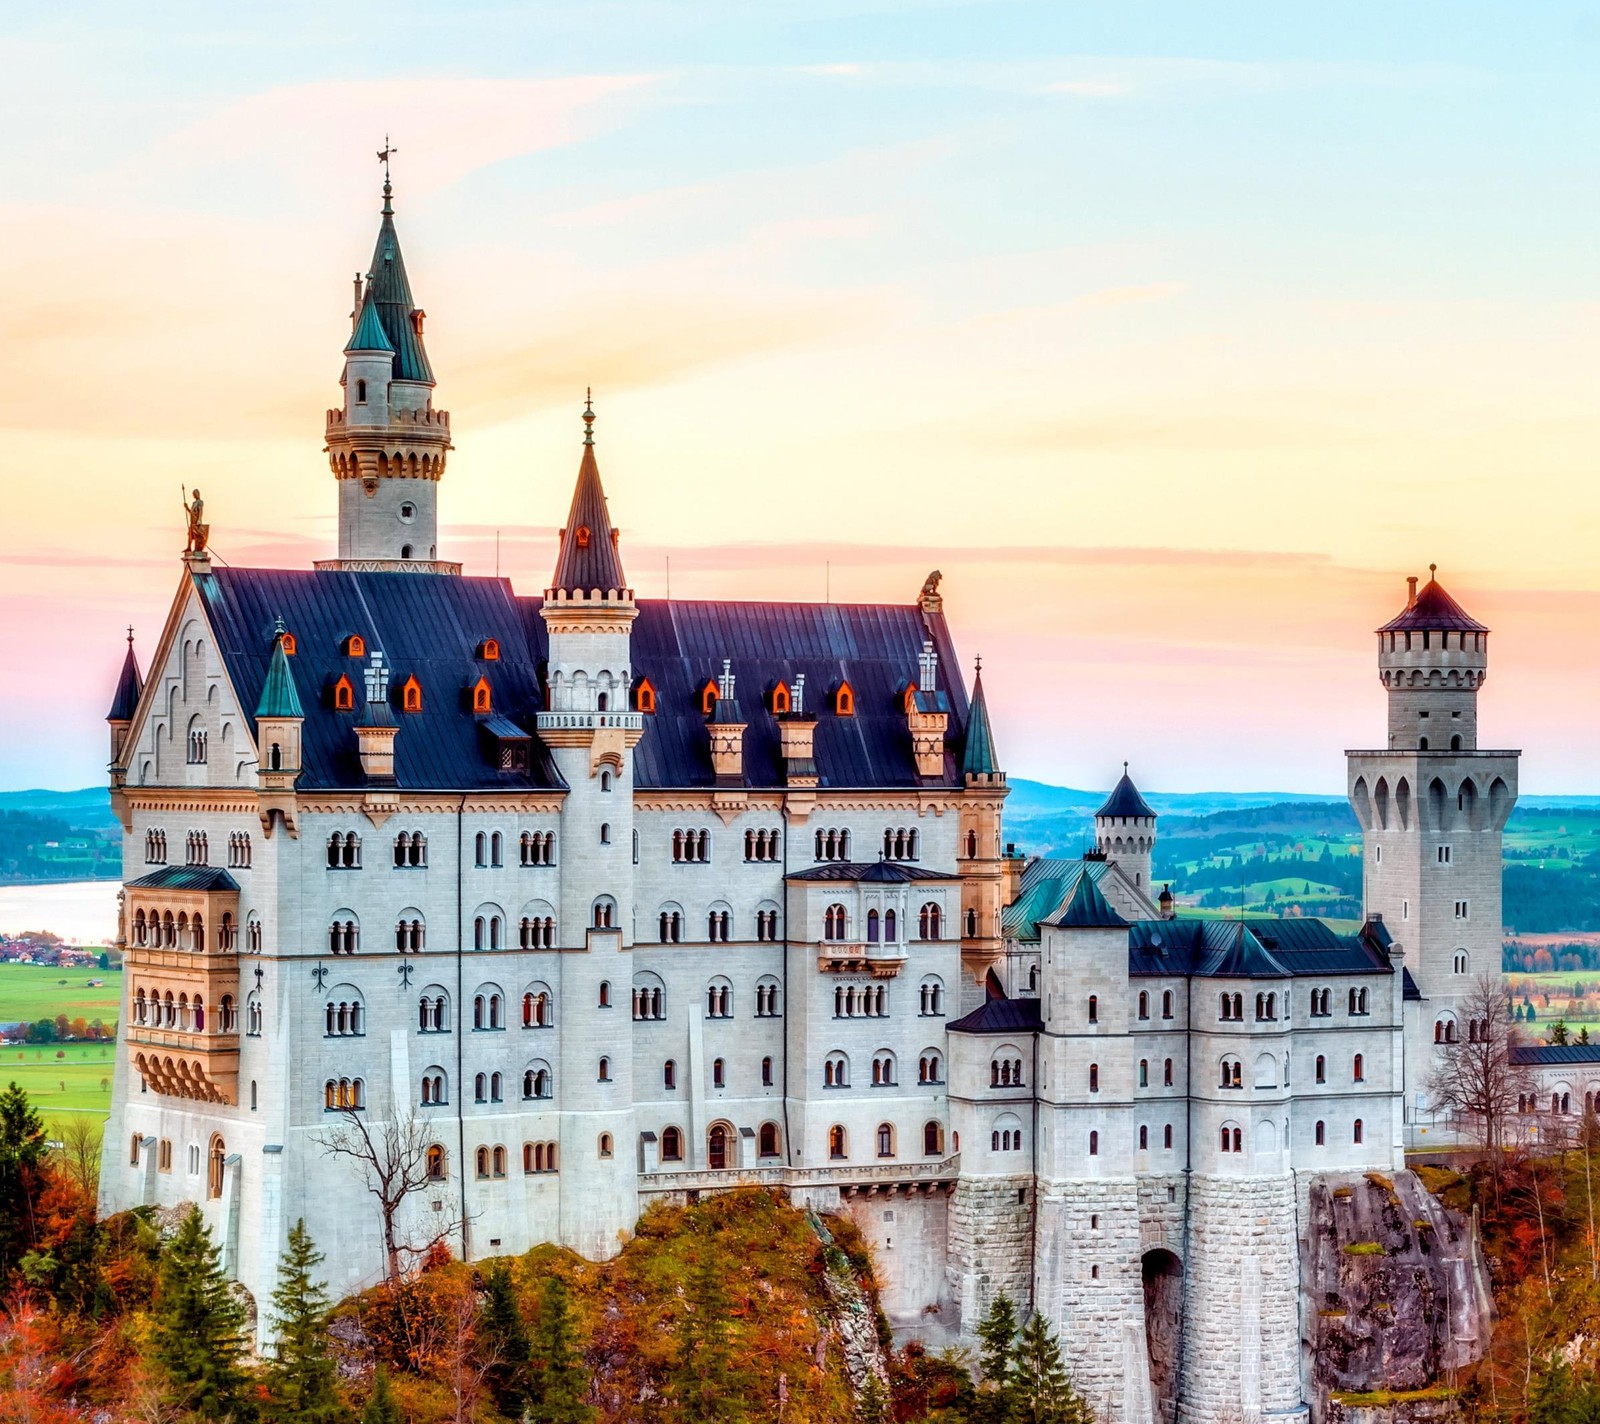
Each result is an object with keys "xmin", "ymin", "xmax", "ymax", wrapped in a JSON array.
[
  {"xmin": 1406, "ymin": 576, "xmax": 1418, "ymax": 610},
  {"xmin": 779, "ymin": 672, "xmax": 818, "ymax": 787},
  {"xmin": 907, "ymin": 641, "xmax": 949, "ymax": 780},
  {"xmin": 354, "ymin": 651, "xmax": 399, "ymax": 783},
  {"xmin": 707, "ymin": 658, "xmax": 747, "ymax": 785},
  {"xmin": 1158, "ymin": 884, "xmax": 1175, "ymax": 920}
]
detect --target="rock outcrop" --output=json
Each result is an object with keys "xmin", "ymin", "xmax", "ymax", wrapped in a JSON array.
[{"xmin": 1302, "ymin": 1170, "xmax": 1492, "ymax": 1421}]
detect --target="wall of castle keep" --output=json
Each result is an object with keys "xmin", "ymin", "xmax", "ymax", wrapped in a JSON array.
[
  {"xmin": 946, "ymin": 1175, "xmax": 1035, "ymax": 1330},
  {"xmin": 843, "ymin": 1188, "xmax": 957, "ymax": 1338},
  {"xmin": 1179, "ymin": 1174, "xmax": 1308, "ymax": 1424},
  {"xmin": 1033, "ymin": 1178, "xmax": 1147, "ymax": 1424}
]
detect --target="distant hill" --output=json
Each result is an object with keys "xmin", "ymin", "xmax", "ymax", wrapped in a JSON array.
[{"xmin": 0, "ymin": 789, "xmax": 117, "ymax": 832}]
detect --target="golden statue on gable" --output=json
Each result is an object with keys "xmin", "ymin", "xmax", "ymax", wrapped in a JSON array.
[{"xmin": 184, "ymin": 488, "xmax": 209, "ymax": 554}]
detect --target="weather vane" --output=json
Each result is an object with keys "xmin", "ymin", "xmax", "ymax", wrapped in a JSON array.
[{"xmin": 377, "ymin": 137, "xmax": 397, "ymax": 183}]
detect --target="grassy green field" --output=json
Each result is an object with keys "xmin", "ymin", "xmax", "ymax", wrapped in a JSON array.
[
  {"xmin": 0, "ymin": 1041, "xmax": 118, "ymax": 1138},
  {"xmin": 0, "ymin": 962, "xmax": 122, "ymax": 1024}
]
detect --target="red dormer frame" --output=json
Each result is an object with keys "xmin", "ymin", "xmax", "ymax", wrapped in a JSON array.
[
  {"xmin": 400, "ymin": 676, "xmax": 422, "ymax": 714},
  {"xmin": 770, "ymin": 681, "xmax": 791, "ymax": 715},
  {"xmin": 280, "ymin": 632, "xmax": 297, "ymax": 656},
  {"xmin": 471, "ymin": 677, "xmax": 492, "ymax": 714},
  {"xmin": 834, "ymin": 681, "xmax": 855, "ymax": 717},
  {"xmin": 699, "ymin": 679, "xmax": 719, "ymax": 716},
  {"xmin": 344, "ymin": 634, "xmax": 366, "ymax": 658},
  {"xmin": 333, "ymin": 675, "xmax": 355, "ymax": 712},
  {"xmin": 901, "ymin": 683, "xmax": 919, "ymax": 714},
  {"xmin": 634, "ymin": 677, "xmax": 657, "ymax": 714},
  {"xmin": 478, "ymin": 638, "xmax": 500, "ymax": 661}
]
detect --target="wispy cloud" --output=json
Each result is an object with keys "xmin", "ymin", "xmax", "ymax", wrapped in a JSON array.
[{"xmin": 1044, "ymin": 78, "xmax": 1131, "ymax": 99}]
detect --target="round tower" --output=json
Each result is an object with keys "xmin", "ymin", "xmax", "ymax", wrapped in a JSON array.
[
  {"xmin": 1094, "ymin": 764, "xmax": 1156, "ymax": 892},
  {"xmin": 1376, "ymin": 564, "xmax": 1488, "ymax": 752},
  {"xmin": 320, "ymin": 172, "xmax": 456, "ymax": 573}
]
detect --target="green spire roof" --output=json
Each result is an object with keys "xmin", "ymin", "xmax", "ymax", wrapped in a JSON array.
[
  {"xmin": 345, "ymin": 289, "xmax": 394, "ymax": 354},
  {"xmin": 1057, "ymin": 869, "xmax": 1127, "ymax": 929},
  {"xmin": 961, "ymin": 665, "xmax": 999, "ymax": 776},
  {"xmin": 364, "ymin": 195, "xmax": 433, "ymax": 384},
  {"xmin": 256, "ymin": 627, "xmax": 304, "ymax": 719}
]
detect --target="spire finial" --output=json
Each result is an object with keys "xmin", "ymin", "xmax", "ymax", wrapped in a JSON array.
[
  {"xmin": 126, "ymin": 625, "xmax": 135, "ymax": 649},
  {"xmin": 377, "ymin": 137, "xmax": 396, "ymax": 214},
  {"xmin": 582, "ymin": 388, "xmax": 595, "ymax": 447},
  {"xmin": 273, "ymin": 614, "xmax": 286, "ymax": 639},
  {"xmin": 1124, "ymin": 760, "xmax": 1129, "ymax": 775},
  {"xmin": 974, "ymin": 654, "xmax": 982, "ymax": 675},
  {"xmin": 1430, "ymin": 562, "xmax": 1437, "ymax": 578}
]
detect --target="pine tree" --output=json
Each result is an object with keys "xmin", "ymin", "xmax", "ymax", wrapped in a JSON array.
[
  {"xmin": 360, "ymin": 1367, "xmax": 401, "ymax": 1424},
  {"xmin": 1009, "ymin": 1312, "xmax": 1091, "ymax": 1424},
  {"xmin": 974, "ymin": 1292, "xmax": 1019, "ymax": 1424},
  {"xmin": 149, "ymin": 1205, "xmax": 254, "ymax": 1422},
  {"xmin": 479, "ymin": 1261, "xmax": 531, "ymax": 1419},
  {"xmin": 528, "ymin": 1275, "xmax": 593, "ymax": 1424},
  {"xmin": 857, "ymin": 1372, "xmax": 890, "ymax": 1424},
  {"xmin": 0, "ymin": 1082, "xmax": 46, "ymax": 1281},
  {"xmin": 262, "ymin": 1219, "xmax": 348, "ymax": 1424},
  {"xmin": 669, "ymin": 1229, "xmax": 737, "ymax": 1423}
]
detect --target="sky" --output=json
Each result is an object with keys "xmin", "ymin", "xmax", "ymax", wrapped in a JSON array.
[{"xmin": 1, "ymin": 1, "xmax": 1596, "ymax": 795}]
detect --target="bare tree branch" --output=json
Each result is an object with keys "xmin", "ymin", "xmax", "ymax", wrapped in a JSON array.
[
  {"xmin": 54, "ymin": 1115, "xmax": 103, "ymax": 1196},
  {"xmin": 1428, "ymin": 973, "xmax": 1537, "ymax": 1171},
  {"xmin": 314, "ymin": 1107, "xmax": 453, "ymax": 1280}
]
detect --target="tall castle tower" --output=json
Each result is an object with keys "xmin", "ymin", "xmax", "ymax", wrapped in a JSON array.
[
  {"xmin": 1346, "ymin": 568, "xmax": 1519, "ymax": 1135},
  {"xmin": 537, "ymin": 397, "xmax": 645, "ymax": 1255},
  {"xmin": 319, "ymin": 171, "xmax": 456, "ymax": 573}
]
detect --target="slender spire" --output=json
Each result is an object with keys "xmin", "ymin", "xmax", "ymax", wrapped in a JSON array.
[
  {"xmin": 550, "ymin": 392, "xmax": 628, "ymax": 596},
  {"xmin": 961, "ymin": 658, "xmax": 999, "ymax": 777},
  {"xmin": 583, "ymin": 387, "xmax": 595, "ymax": 446},
  {"xmin": 363, "ymin": 164, "xmax": 433, "ymax": 384},
  {"xmin": 107, "ymin": 628, "xmax": 143, "ymax": 722},
  {"xmin": 256, "ymin": 622, "xmax": 305, "ymax": 719}
]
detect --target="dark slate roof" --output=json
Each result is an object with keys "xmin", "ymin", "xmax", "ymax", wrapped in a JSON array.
[
  {"xmin": 948, "ymin": 997, "xmax": 1043, "ymax": 1035},
  {"xmin": 1052, "ymin": 871, "xmax": 1127, "ymax": 929},
  {"xmin": 345, "ymin": 290, "xmax": 394, "ymax": 354},
  {"xmin": 788, "ymin": 861, "xmax": 959, "ymax": 883},
  {"xmin": 1403, "ymin": 968, "xmax": 1422, "ymax": 1001},
  {"xmin": 107, "ymin": 639, "xmax": 143, "ymax": 721},
  {"xmin": 198, "ymin": 569, "xmax": 973, "ymax": 793},
  {"xmin": 1512, "ymin": 1044, "xmax": 1600, "ymax": 1066},
  {"xmin": 199, "ymin": 568, "xmax": 562, "ymax": 792},
  {"xmin": 550, "ymin": 412, "xmax": 627, "ymax": 595},
  {"xmin": 127, "ymin": 866, "xmax": 241, "ymax": 892},
  {"xmin": 256, "ymin": 634, "xmax": 305, "ymax": 719},
  {"xmin": 1124, "ymin": 916, "xmax": 1393, "ymax": 980},
  {"xmin": 960, "ymin": 668, "xmax": 999, "ymax": 776},
  {"xmin": 612, "ymin": 597, "xmax": 973, "ymax": 789},
  {"xmin": 365, "ymin": 195, "xmax": 433, "ymax": 384},
  {"xmin": 1097, "ymin": 768, "xmax": 1155, "ymax": 820},
  {"xmin": 1377, "ymin": 575, "xmax": 1487, "ymax": 634}
]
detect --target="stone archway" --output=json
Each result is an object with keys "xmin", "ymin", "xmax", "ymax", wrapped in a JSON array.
[{"xmin": 1141, "ymin": 1248, "xmax": 1183, "ymax": 1424}]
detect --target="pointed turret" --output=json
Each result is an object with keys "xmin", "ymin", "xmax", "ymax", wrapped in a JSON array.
[
  {"xmin": 107, "ymin": 628, "xmax": 143, "ymax": 793},
  {"xmin": 961, "ymin": 661, "xmax": 1001, "ymax": 782},
  {"xmin": 1375, "ymin": 564, "xmax": 1489, "ymax": 751},
  {"xmin": 322, "ymin": 169, "xmax": 454, "ymax": 574},
  {"xmin": 1056, "ymin": 868, "xmax": 1127, "ymax": 929},
  {"xmin": 549, "ymin": 394, "xmax": 629, "ymax": 597},
  {"xmin": 256, "ymin": 627, "xmax": 304, "ymax": 720},
  {"xmin": 255, "ymin": 622, "xmax": 304, "ymax": 837},
  {"xmin": 1095, "ymin": 763, "xmax": 1156, "ymax": 892}
]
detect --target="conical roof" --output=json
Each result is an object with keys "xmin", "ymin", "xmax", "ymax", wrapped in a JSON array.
[
  {"xmin": 1097, "ymin": 766, "xmax": 1155, "ymax": 820},
  {"xmin": 255, "ymin": 630, "xmax": 304, "ymax": 719},
  {"xmin": 106, "ymin": 635, "xmax": 143, "ymax": 721},
  {"xmin": 345, "ymin": 288, "xmax": 394, "ymax": 355},
  {"xmin": 550, "ymin": 398, "xmax": 628, "ymax": 595},
  {"xmin": 961, "ymin": 665, "xmax": 999, "ymax": 776},
  {"xmin": 1377, "ymin": 568, "xmax": 1487, "ymax": 634},
  {"xmin": 364, "ymin": 185, "xmax": 433, "ymax": 384},
  {"xmin": 1055, "ymin": 869, "xmax": 1127, "ymax": 929}
]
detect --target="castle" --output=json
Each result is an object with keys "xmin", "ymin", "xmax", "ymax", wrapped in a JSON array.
[{"xmin": 99, "ymin": 178, "xmax": 1531, "ymax": 1422}]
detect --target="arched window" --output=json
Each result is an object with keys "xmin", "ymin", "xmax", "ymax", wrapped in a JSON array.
[
  {"xmin": 426, "ymin": 1145, "xmax": 446, "ymax": 1180},
  {"xmin": 1088, "ymin": 1131, "xmax": 1098, "ymax": 1156},
  {"xmin": 872, "ymin": 1051, "xmax": 896, "ymax": 1086},
  {"xmin": 476, "ymin": 1147, "xmax": 491, "ymax": 1180},
  {"xmin": 923, "ymin": 1121, "xmax": 944, "ymax": 1156},
  {"xmin": 1088, "ymin": 1063, "xmax": 1100, "ymax": 1092},
  {"xmin": 1138, "ymin": 991, "xmax": 1149, "ymax": 1020},
  {"xmin": 1220, "ymin": 1057, "xmax": 1242, "ymax": 1089},
  {"xmin": 919, "ymin": 902, "xmax": 942, "ymax": 940},
  {"xmin": 824, "ymin": 904, "xmax": 848, "ymax": 941},
  {"xmin": 598, "ymin": 1134, "xmax": 614, "ymax": 1159},
  {"xmin": 1316, "ymin": 1054, "xmax": 1326, "ymax": 1083},
  {"xmin": 598, "ymin": 1056, "xmax": 611, "ymax": 1081},
  {"xmin": 829, "ymin": 1124, "xmax": 848, "ymax": 1160},
  {"xmin": 824, "ymin": 1053, "xmax": 849, "ymax": 1088},
  {"xmin": 664, "ymin": 1060, "xmax": 677, "ymax": 1090},
  {"xmin": 1353, "ymin": 1054, "xmax": 1365, "ymax": 1083},
  {"xmin": 1088, "ymin": 995, "xmax": 1098, "ymax": 1024},
  {"xmin": 1353, "ymin": 1118, "xmax": 1364, "ymax": 1144},
  {"xmin": 759, "ymin": 1122, "xmax": 781, "ymax": 1158},
  {"xmin": 918, "ymin": 1051, "xmax": 943, "ymax": 1084},
  {"xmin": 876, "ymin": 1123, "xmax": 895, "ymax": 1158},
  {"xmin": 207, "ymin": 1135, "xmax": 225, "ymax": 1199},
  {"xmin": 592, "ymin": 897, "xmax": 615, "ymax": 929},
  {"xmin": 661, "ymin": 1126, "xmax": 684, "ymax": 1162},
  {"xmin": 1315, "ymin": 1121, "xmax": 1326, "ymax": 1146}
]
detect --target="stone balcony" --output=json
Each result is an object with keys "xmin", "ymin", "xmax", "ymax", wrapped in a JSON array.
[
  {"xmin": 640, "ymin": 1153, "xmax": 960, "ymax": 1196},
  {"xmin": 127, "ymin": 1023, "xmax": 241, "ymax": 1105},
  {"xmin": 816, "ymin": 941, "xmax": 909, "ymax": 978},
  {"xmin": 535, "ymin": 710, "xmax": 645, "ymax": 734}
]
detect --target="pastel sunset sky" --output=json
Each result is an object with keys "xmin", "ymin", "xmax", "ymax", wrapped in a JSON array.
[{"xmin": 2, "ymin": 2, "xmax": 1596, "ymax": 795}]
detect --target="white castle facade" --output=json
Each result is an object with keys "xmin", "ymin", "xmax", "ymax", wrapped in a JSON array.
[{"xmin": 99, "ymin": 181, "xmax": 1528, "ymax": 1423}]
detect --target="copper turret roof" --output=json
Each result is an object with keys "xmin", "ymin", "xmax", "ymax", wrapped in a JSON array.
[
  {"xmin": 1377, "ymin": 569, "xmax": 1487, "ymax": 634},
  {"xmin": 550, "ymin": 396, "xmax": 628, "ymax": 595},
  {"xmin": 364, "ymin": 182, "xmax": 433, "ymax": 384},
  {"xmin": 960, "ymin": 664, "xmax": 999, "ymax": 776}
]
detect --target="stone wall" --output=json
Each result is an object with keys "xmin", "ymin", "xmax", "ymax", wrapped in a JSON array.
[
  {"xmin": 843, "ymin": 1186, "xmax": 957, "ymax": 1343},
  {"xmin": 947, "ymin": 1175, "xmax": 1034, "ymax": 1334},
  {"xmin": 1180, "ymin": 1173, "xmax": 1309, "ymax": 1424}
]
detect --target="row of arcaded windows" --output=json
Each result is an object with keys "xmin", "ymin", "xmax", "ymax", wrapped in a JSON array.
[
  {"xmin": 822, "ymin": 903, "xmax": 943, "ymax": 942},
  {"xmin": 132, "ymin": 989, "xmax": 236, "ymax": 1033},
  {"xmin": 817, "ymin": 1049, "xmax": 943, "ymax": 1088}
]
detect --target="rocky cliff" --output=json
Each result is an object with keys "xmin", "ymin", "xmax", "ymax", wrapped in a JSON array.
[{"xmin": 1302, "ymin": 1170, "xmax": 1492, "ymax": 1422}]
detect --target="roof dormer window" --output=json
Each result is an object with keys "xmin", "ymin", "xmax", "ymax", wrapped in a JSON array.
[
  {"xmin": 333, "ymin": 675, "xmax": 355, "ymax": 712},
  {"xmin": 400, "ymin": 676, "xmax": 422, "ymax": 714},
  {"xmin": 700, "ymin": 680, "xmax": 719, "ymax": 716},
  {"xmin": 280, "ymin": 632, "xmax": 297, "ymax": 656},
  {"xmin": 472, "ymin": 678, "xmax": 492, "ymax": 714},
  {"xmin": 412, "ymin": 310, "xmax": 425, "ymax": 336},
  {"xmin": 576, "ymin": 526, "xmax": 592, "ymax": 549},
  {"xmin": 770, "ymin": 681, "xmax": 791, "ymax": 715},
  {"xmin": 345, "ymin": 634, "xmax": 365, "ymax": 657},
  {"xmin": 634, "ymin": 677, "xmax": 657, "ymax": 714},
  {"xmin": 834, "ymin": 681, "xmax": 855, "ymax": 717},
  {"xmin": 478, "ymin": 639, "xmax": 500, "ymax": 662}
]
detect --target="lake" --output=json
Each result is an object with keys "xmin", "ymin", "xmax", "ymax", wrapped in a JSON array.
[{"xmin": 0, "ymin": 880, "xmax": 120, "ymax": 946}]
